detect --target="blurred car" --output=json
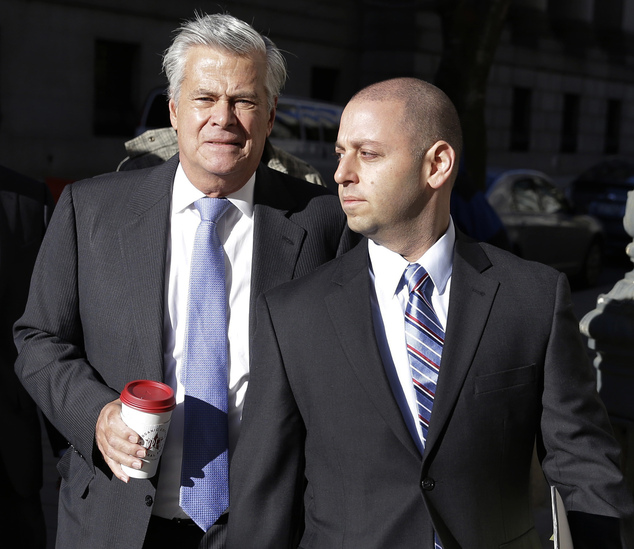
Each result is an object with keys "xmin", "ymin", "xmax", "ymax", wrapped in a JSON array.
[
  {"xmin": 268, "ymin": 96, "xmax": 342, "ymax": 190},
  {"xmin": 486, "ymin": 170, "xmax": 604, "ymax": 287},
  {"xmin": 568, "ymin": 157, "xmax": 634, "ymax": 254},
  {"xmin": 135, "ymin": 87, "xmax": 171, "ymax": 135}
]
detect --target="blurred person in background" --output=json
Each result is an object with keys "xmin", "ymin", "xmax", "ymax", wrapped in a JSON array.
[{"xmin": 0, "ymin": 165, "xmax": 54, "ymax": 548}]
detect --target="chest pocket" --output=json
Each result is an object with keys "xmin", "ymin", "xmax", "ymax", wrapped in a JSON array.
[{"xmin": 474, "ymin": 364, "xmax": 537, "ymax": 395}]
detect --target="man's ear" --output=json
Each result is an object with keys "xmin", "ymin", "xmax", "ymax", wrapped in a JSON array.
[
  {"xmin": 425, "ymin": 140, "xmax": 456, "ymax": 190},
  {"xmin": 266, "ymin": 97, "xmax": 278, "ymax": 136},
  {"xmin": 169, "ymin": 98, "xmax": 178, "ymax": 131}
]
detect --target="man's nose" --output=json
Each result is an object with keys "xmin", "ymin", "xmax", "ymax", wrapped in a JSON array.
[
  {"xmin": 210, "ymin": 100, "xmax": 237, "ymax": 127},
  {"xmin": 334, "ymin": 154, "xmax": 357, "ymax": 186}
]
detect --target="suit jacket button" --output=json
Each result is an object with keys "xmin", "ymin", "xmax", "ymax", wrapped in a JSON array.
[
  {"xmin": 145, "ymin": 495, "xmax": 153, "ymax": 506},
  {"xmin": 421, "ymin": 477, "xmax": 435, "ymax": 491}
]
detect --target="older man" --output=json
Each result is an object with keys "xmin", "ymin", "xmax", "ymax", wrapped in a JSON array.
[
  {"xmin": 14, "ymin": 13, "xmax": 355, "ymax": 549},
  {"xmin": 228, "ymin": 78, "xmax": 634, "ymax": 548}
]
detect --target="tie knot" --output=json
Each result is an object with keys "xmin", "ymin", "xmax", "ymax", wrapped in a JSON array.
[
  {"xmin": 195, "ymin": 197, "xmax": 231, "ymax": 223},
  {"xmin": 403, "ymin": 263, "xmax": 429, "ymax": 295}
]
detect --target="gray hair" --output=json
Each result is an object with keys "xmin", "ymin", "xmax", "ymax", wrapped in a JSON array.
[{"xmin": 163, "ymin": 13, "xmax": 287, "ymax": 110}]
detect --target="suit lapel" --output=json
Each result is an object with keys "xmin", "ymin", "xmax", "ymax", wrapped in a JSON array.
[
  {"xmin": 118, "ymin": 158, "xmax": 177, "ymax": 381},
  {"xmin": 423, "ymin": 234, "xmax": 499, "ymax": 461},
  {"xmin": 325, "ymin": 242, "xmax": 422, "ymax": 459},
  {"xmin": 118, "ymin": 161, "xmax": 306, "ymax": 376},
  {"xmin": 250, "ymin": 164, "xmax": 307, "ymax": 337}
]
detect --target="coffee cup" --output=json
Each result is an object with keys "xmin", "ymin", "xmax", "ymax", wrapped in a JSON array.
[{"xmin": 120, "ymin": 380, "xmax": 176, "ymax": 479}]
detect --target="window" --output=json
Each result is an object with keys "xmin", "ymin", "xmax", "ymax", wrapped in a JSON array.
[
  {"xmin": 604, "ymin": 98, "xmax": 621, "ymax": 155},
  {"xmin": 560, "ymin": 93, "xmax": 580, "ymax": 153},
  {"xmin": 311, "ymin": 67, "xmax": 340, "ymax": 102},
  {"xmin": 93, "ymin": 39, "xmax": 139, "ymax": 136},
  {"xmin": 510, "ymin": 87, "xmax": 532, "ymax": 152}
]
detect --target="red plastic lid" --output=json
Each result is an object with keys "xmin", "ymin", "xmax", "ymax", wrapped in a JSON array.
[{"xmin": 120, "ymin": 380, "xmax": 176, "ymax": 413}]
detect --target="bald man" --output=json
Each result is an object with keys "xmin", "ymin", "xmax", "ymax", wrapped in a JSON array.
[{"xmin": 227, "ymin": 78, "xmax": 633, "ymax": 549}]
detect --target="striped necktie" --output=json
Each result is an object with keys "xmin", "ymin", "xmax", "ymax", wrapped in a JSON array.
[
  {"xmin": 403, "ymin": 263, "xmax": 444, "ymax": 445},
  {"xmin": 404, "ymin": 263, "xmax": 444, "ymax": 549},
  {"xmin": 180, "ymin": 197, "xmax": 231, "ymax": 531}
]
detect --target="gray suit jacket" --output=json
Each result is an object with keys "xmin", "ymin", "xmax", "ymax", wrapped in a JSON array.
[
  {"xmin": 13, "ymin": 155, "xmax": 357, "ymax": 549},
  {"xmin": 228, "ymin": 235, "xmax": 634, "ymax": 549}
]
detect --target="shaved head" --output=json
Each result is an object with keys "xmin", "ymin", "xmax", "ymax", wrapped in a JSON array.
[{"xmin": 350, "ymin": 78, "xmax": 462, "ymax": 161}]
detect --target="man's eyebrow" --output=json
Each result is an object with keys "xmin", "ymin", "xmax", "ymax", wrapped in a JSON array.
[
  {"xmin": 185, "ymin": 88, "xmax": 215, "ymax": 100},
  {"xmin": 229, "ymin": 89, "xmax": 259, "ymax": 100},
  {"xmin": 188, "ymin": 88, "xmax": 260, "ymax": 100},
  {"xmin": 190, "ymin": 87, "xmax": 214, "ymax": 95},
  {"xmin": 335, "ymin": 138, "xmax": 382, "ymax": 150}
]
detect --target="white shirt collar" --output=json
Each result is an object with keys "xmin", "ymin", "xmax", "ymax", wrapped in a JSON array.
[
  {"xmin": 368, "ymin": 217, "xmax": 455, "ymax": 296},
  {"xmin": 172, "ymin": 163, "xmax": 255, "ymax": 218}
]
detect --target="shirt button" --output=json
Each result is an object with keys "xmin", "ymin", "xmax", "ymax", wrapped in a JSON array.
[
  {"xmin": 421, "ymin": 477, "xmax": 435, "ymax": 491},
  {"xmin": 145, "ymin": 495, "xmax": 153, "ymax": 506}
]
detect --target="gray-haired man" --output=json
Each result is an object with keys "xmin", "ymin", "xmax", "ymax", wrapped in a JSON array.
[{"xmin": 15, "ymin": 12, "xmax": 356, "ymax": 549}]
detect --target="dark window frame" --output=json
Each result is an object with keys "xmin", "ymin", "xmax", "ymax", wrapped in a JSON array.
[
  {"xmin": 560, "ymin": 93, "xmax": 580, "ymax": 154},
  {"xmin": 604, "ymin": 98, "xmax": 621, "ymax": 155},
  {"xmin": 93, "ymin": 39, "xmax": 140, "ymax": 137},
  {"xmin": 510, "ymin": 87, "xmax": 532, "ymax": 152}
]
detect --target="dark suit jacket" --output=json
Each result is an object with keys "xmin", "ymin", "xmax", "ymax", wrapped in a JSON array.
[
  {"xmin": 0, "ymin": 166, "xmax": 53, "ymax": 497},
  {"xmin": 228, "ymin": 235, "xmax": 634, "ymax": 549},
  {"xmin": 13, "ymin": 155, "xmax": 357, "ymax": 549}
]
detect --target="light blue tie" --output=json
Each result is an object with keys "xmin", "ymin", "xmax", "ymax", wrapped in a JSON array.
[
  {"xmin": 403, "ymin": 263, "xmax": 445, "ymax": 549},
  {"xmin": 180, "ymin": 197, "xmax": 231, "ymax": 531}
]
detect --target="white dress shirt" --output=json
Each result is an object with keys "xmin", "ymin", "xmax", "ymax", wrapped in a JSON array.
[
  {"xmin": 368, "ymin": 219, "xmax": 455, "ymax": 452},
  {"xmin": 153, "ymin": 163, "xmax": 254, "ymax": 519}
]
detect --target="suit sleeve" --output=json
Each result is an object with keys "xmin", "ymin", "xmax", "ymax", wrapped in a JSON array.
[
  {"xmin": 14, "ymin": 184, "xmax": 119, "ymax": 469},
  {"xmin": 228, "ymin": 293, "xmax": 306, "ymax": 549},
  {"xmin": 538, "ymin": 272, "xmax": 634, "ymax": 543}
]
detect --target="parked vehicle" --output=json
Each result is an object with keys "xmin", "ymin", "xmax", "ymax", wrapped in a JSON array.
[
  {"xmin": 268, "ymin": 96, "xmax": 342, "ymax": 190},
  {"xmin": 568, "ymin": 157, "xmax": 634, "ymax": 254},
  {"xmin": 135, "ymin": 87, "xmax": 171, "ymax": 134},
  {"xmin": 486, "ymin": 170, "xmax": 604, "ymax": 287}
]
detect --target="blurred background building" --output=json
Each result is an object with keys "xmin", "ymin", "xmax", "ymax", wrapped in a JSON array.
[{"xmin": 1, "ymin": 0, "xmax": 633, "ymax": 193}]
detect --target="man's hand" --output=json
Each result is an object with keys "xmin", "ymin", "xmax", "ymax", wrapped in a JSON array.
[{"xmin": 95, "ymin": 398, "xmax": 146, "ymax": 483}]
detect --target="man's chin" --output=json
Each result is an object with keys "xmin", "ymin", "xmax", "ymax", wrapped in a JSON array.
[
  {"xmin": 198, "ymin": 157, "xmax": 246, "ymax": 178},
  {"xmin": 345, "ymin": 218, "xmax": 370, "ymax": 238}
]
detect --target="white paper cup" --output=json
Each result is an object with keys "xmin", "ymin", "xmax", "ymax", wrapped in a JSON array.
[{"xmin": 119, "ymin": 380, "xmax": 176, "ymax": 479}]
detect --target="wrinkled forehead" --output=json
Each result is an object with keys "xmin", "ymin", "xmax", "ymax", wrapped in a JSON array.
[{"xmin": 178, "ymin": 46, "xmax": 270, "ymax": 103}]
